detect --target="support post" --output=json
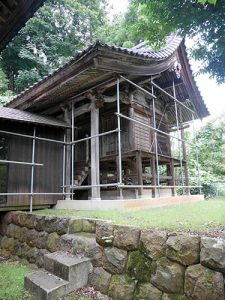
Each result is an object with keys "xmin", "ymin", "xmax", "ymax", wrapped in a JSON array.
[
  {"xmin": 90, "ymin": 102, "xmax": 101, "ymax": 200},
  {"xmin": 151, "ymin": 157, "xmax": 157, "ymax": 198},
  {"xmin": 62, "ymin": 133, "xmax": 66, "ymax": 199},
  {"xmin": 169, "ymin": 159, "xmax": 176, "ymax": 196},
  {"xmin": 116, "ymin": 77, "xmax": 123, "ymax": 199},
  {"xmin": 136, "ymin": 151, "xmax": 143, "ymax": 197}
]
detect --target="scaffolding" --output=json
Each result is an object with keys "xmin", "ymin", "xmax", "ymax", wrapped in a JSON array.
[
  {"xmin": 68, "ymin": 74, "xmax": 202, "ymax": 197},
  {"xmin": 0, "ymin": 74, "xmax": 202, "ymax": 211}
]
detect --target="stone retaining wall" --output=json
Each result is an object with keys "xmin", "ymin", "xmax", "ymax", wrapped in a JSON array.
[{"xmin": 0, "ymin": 211, "xmax": 225, "ymax": 300}]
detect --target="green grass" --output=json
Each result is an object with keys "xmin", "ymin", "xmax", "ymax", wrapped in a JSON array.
[
  {"xmin": 36, "ymin": 198, "xmax": 225, "ymax": 233},
  {"xmin": 0, "ymin": 261, "xmax": 34, "ymax": 300}
]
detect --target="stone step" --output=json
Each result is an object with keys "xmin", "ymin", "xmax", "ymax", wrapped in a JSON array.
[
  {"xmin": 60, "ymin": 233, "xmax": 102, "ymax": 266},
  {"xmin": 24, "ymin": 269, "xmax": 68, "ymax": 300},
  {"xmin": 44, "ymin": 251, "xmax": 92, "ymax": 293}
]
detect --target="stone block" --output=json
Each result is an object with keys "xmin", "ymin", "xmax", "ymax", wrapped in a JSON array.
[
  {"xmin": 127, "ymin": 251, "xmax": 152, "ymax": 282},
  {"xmin": 96, "ymin": 221, "xmax": 114, "ymax": 247},
  {"xmin": 140, "ymin": 230, "xmax": 167, "ymax": 260},
  {"xmin": 60, "ymin": 233, "xmax": 103, "ymax": 267},
  {"xmin": 88, "ymin": 267, "xmax": 111, "ymax": 294},
  {"xmin": 185, "ymin": 264, "xmax": 224, "ymax": 300},
  {"xmin": 82, "ymin": 218, "xmax": 97, "ymax": 233},
  {"xmin": 1, "ymin": 212, "xmax": 14, "ymax": 225},
  {"xmin": 162, "ymin": 294, "xmax": 187, "ymax": 300},
  {"xmin": 134, "ymin": 283, "xmax": 162, "ymax": 300},
  {"xmin": 108, "ymin": 274, "xmax": 135, "ymax": 300},
  {"xmin": 24, "ymin": 269, "xmax": 68, "ymax": 300},
  {"xmin": 0, "ymin": 236, "xmax": 16, "ymax": 253},
  {"xmin": 151, "ymin": 257, "xmax": 185, "ymax": 294},
  {"xmin": 200, "ymin": 237, "xmax": 225, "ymax": 273},
  {"xmin": 35, "ymin": 231, "xmax": 48, "ymax": 249},
  {"xmin": 114, "ymin": 225, "xmax": 140, "ymax": 250},
  {"xmin": 68, "ymin": 218, "xmax": 83, "ymax": 233},
  {"xmin": 16, "ymin": 213, "xmax": 28, "ymax": 227},
  {"xmin": 19, "ymin": 227, "xmax": 29, "ymax": 243},
  {"xmin": 103, "ymin": 247, "xmax": 127, "ymax": 274},
  {"xmin": 46, "ymin": 232, "xmax": 60, "ymax": 252},
  {"xmin": 44, "ymin": 251, "xmax": 92, "ymax": 292},
  {"xmin": 26, "ymin": 229, "xmax": 39, "ymax": 247},
  {"xmin": 26, "ymin": 247, "xmax": 39, "ymax": 264},
  {"xmin": 166, "ymin": 233, "xmax": 200, "ymax": 266},
  {"xmin": 36, "ymin": 249, "xmax": 49, "ymax": 268}
]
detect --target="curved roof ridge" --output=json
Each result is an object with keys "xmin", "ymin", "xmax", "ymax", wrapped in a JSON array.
[{"xmin": 6, "ymin": 37, "xmax": 183, "ymax": 107}]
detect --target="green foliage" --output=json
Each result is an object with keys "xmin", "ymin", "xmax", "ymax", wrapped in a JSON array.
[
  {"xmin": 187, "ymin": 114, "xmax": 225, "ymax": 197},
  {"xmin": 128, "ymin": 0, "xmax": 225, "ymax": 82},
  {"xmin": 0, "ymin": 66, "xmax": 13, "ymax": 106},
  {"xmin": 99, "ymin": 4, "xmax": 141, "ymax": 48},
  {"xmin": 198, "ymin": 0, "xmax": 217, "ymax": 4},
  {"xmin": 1, "ymin": 0, "xmax": 108, "ymax": 94}
]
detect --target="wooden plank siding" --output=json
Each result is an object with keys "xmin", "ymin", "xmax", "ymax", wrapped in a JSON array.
[{"xmin": 0, "ymin": 120, "xmax": 64, "ymax": 209}]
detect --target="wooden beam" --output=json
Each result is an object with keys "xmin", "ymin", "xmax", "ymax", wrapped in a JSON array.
[
  {"xmin": 0, "ymin": 1, "xmax": 13, "ymax": 14},
  {"xmin": 0, "ymin": 15, "xmax": 6, "ymax": 23},
  {"xmin": 74, "ymin": 103, "xmax": 91, "ymax": 118},
  {"xmin": 159, "ymin": 78, "xmax": 183, "ymax": 90}
]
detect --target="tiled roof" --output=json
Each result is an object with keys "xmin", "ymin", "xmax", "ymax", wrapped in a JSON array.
[
  {"xmin": 7, "ymin": 35, "xmax": 183, "ymax": 106},
  {"xmin": 0, "ymin": 107, "xmax": 69, "ymax": 128}
]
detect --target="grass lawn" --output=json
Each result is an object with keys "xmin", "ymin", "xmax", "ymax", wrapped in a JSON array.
[
  {"xmin": 36, "ymin": 198, "xmax": 225, "ymax": 234},
  {"xmin": 0, "ymin": 261, "xmax": 34, "ymax": 300}
]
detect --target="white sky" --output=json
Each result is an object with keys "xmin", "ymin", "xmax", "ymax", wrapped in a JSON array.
[{"xmin": 108, "ymin": 0, "xmax": 225, "ymax": 121}]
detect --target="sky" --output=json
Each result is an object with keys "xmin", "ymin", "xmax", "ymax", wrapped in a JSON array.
[{"xmin": 108, "ymin": 0, "xmax": 225, "ymax": 122}]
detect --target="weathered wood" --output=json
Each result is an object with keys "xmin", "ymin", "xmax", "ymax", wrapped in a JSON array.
[
  {"xmin": 136, "ymin": 151, "xmax": 143, "ymax": 196},
  {"xmin": 74, "ymin": 103, "xmax": 91, "ymax": 118},
  {"xmin": 151, "ymin": 157, "xmax": 156, "ymax": 198},
  {"xmin": 90, "ymin": 102, "xmax": 101, "ymax": 200},
  {"xmin": 168, "ymin": 159, "xmax": 176, "ymax": 196}
]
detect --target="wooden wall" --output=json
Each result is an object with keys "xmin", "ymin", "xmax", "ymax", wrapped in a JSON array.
[{"xmin": 0, "ymin": 120, "xmax": 64, "ymax": 209}]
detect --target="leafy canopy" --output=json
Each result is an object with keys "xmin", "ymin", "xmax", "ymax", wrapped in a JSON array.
[
  {"xmin": 128, "ymin": 0, "xmax": 225, "ymax": 83},
  {"xmin": 0, "ymin": 0, "xmax": 108, "ymax": 93}
]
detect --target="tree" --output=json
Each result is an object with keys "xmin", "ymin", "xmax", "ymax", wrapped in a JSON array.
[
  {"xmin": 187, "ymin": 113, "xmax": 225, "ymax": 196},
  {"xmin": 0, "ymin": 66, "xmax": 13, "ymax": 106},
  {"xmin": 128, "ymin": 0, "xmax": 225, "ymax": 83},
  {"xmin": 1, "ymin": 0, "xmax": 108, "ymax": 93},
  {"xmin": 99, "ymin": 4, "xmax": 140, "ymax": 48}
]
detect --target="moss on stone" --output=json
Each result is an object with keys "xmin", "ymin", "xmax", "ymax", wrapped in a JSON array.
[
  {"xmin": 126, "ymin": 251, "xmax": 152, "ymax": 282},
  {"xmin": 109, "ymin": 274, "xmax": 135, "ymax": 300},
  {"xmin": 205, "ymin": 270, "xmax": 214, "ymax": 287},
  {"xmin": 163, "ymin": 294, "xmax": 186, "ymax": 300}
]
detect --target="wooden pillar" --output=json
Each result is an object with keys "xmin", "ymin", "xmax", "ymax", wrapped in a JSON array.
[
  {"xmin": 129, "ymin": 106, "xmax": 135, "ymax": 150},
  {"xmin": 168, "ymin": 159, "xmax": 176, "ymax": 196},
  {"xmin": 151, "ymin": 156, "xmax": 156, "ymax": 198},
  {"xmin": 90, "ymin": 102, "xmax": 101, "ymax": 200},
  {"xmin": 136, "ymin": 151, "xmax": 143, "ymax": 197},
  {"xmin": 181, "ymin": 128, "xmax": 190, "ymax": 195}
]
